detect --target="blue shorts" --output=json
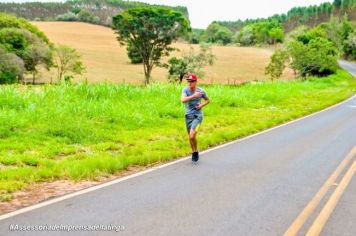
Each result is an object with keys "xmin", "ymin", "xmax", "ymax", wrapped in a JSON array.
[{"xmin": 185, "ymin": 114, "xmax": 203, "ymax": 134}]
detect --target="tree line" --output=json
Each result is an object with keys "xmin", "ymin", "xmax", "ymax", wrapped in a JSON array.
[
  {"xmin": 0, "ymin": 0, "xmax": 188, "ymax": 27},
  {"xmin": 188, "ymin": 0, "xmax": 356, "ymax": 46},
  {"xmin": 265, "ymin": 16, "xmax": 356, "ymax": 80},
  {"xmin": 0, "ymin": 13, "xmax": 85, "ymax": 84},
  {"xmin": 186, "ymin": 19, "xmax": 284, "ymax": 46},
  {"xmin": 215, "ymin": 0, "xmax": 356, "ymax": 33}
]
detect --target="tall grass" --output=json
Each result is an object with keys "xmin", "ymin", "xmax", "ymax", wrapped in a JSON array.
[{"xmin": 0, "ymin": 70, "xmax": 355, "ymax": 201}]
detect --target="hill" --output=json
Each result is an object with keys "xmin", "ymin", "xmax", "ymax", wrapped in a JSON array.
[
  {"xmin": 0, "ymin": 0, "xmax": 189, "ymax": 26},
  {"xmin": 33, "ymin": 21, "xmax": 292, "ymax": 84},
  {"xmin": 216, "ymin": 0, "xmax": 356, "ymax": 33}
]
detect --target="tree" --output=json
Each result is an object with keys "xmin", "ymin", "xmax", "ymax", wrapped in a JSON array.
[
  {"xmin": 0, "ymin": 48, "xmax": 25, "ymax": 84},
  {"xmin": 168, "ymin": 44, "xmax": 215, "ymax": 83},
  {"xmin": 127, "ymin": 42, "xmax": 143, "ymax": 64},
  {"xmin": 77, "ymin": 9, "xmax": 95, "ymax": 23},
  {"xmin": 285, "ymin": 25, "xmax": 309, "ymax": 43},
  {"xmin": 56, "ymin": 12, "xmax": 78, "ymax": 22},
  {"xmin": 53, "ymin": 44, "xmax": 85, "ymax": 82},
  {"xmin": 214, "ymin": 28, "xmax": 233, "ymax": 45},
  {"xmin": 56, "ymin": 9, "xmax": 101, "ymax": 24},
  {"xmin": 0, "ymin": 28, "xmax": 53, "ymax": 84},
  {"xmin": 288, "ymin": 36, "xmax": 338, "ymax": 78},
  {"xmin": 23, "ymin": 42, "xmax": 52, "ymax": 84},
  {"xmin": 253, "ymin": 21, "xmax": 271, "ymax": 44},
  {"xmin": 237, "ymin": 25, "xmax": 255, "ymax": 45},
  {"xmin": 112, "ymin": 7, "xmax": 190, "ymax": 85},
  {"xmin": 202, "ymin": 23, "xmax": 233, "ymax": 45},
  {"xmin": 71, "ymin": 8, "xmax": 82, "ymax": 15},
  {"xmin": 0, "ymin": 13, "xmax": 49, "ymax": 44},
  {"xmin": 265, "ymin": 49, "xmax": 290, "ymax": 81},
  {"xmin": 340, "ymin": 15, "xmax": 353, "ymax": 41},
  {"xmin": 296, "ymin": 26, "xmax": 328, "ymax": 44},
  {"xmin": 341, "ymin": 0, "xmax": 353, "ymax": 12},
  {"xmin": 167, "ymin": 57, "xmax": 188, "ymax": 83},
  {"xmin": 333, "ymin": 0, "xmax": 342, "ymax": 8},
  {"xmin": 318, "ymin": 16, "xmax": 354, "ymax": 53},
  {"xmin": 187, "ymin": 29, "xmax": 204, "ymax": 44},
  {"xmin": 237, "ymin": 20, "xmax": 284, "ymax": 46},
  {"xmin": 268, "ymin": 27, "xmax": 284, "ymax": 44},
  {"xmin": 0, "ymin": 28, "xmax": 29, "ymax": 57},
  {"xmin": 202, "ymin": 23, "xmax": 221, "ymax": 43},
  {"xmin": 319, "ymin": 16, "xmax": 343, "ymax": 50},
  {"xmin": 343, "ymin": 32, "xmax": 356, "ymax": 59}
]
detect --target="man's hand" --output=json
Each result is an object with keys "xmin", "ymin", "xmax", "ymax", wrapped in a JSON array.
[
  {"xmin": 181, "ymin": 91, "xmax": 204, "ymax": 103},
  {"xmin": 196, "ymin": 96, "xmax": 210, "ymax": 109},
  {"xmin": 195, "ymin": 104, "xmax": 203, "ymax": 110},
  {"xmin": 192, "ymin": 91, "xmax": 203, "ymax": 98}
]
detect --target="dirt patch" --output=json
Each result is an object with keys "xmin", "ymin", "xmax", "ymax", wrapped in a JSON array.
[
  {"xmin": 0, "ymin": 164, "xmax": 16, "ymax": 170},
  {"xmin": 0, "ymin": 165, "xmax": 151, "ymax": 215}
]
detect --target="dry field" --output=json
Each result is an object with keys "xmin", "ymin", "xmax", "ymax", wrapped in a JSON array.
[{"xmin": 33, "ymin": 22, "xmax": 292, "ymax": 84}]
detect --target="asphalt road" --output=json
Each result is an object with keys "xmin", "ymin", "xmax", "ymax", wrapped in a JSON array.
[
  {"xmin": 339, "ymin": 60, "xmax": 356, "ymax": 77},
  {"xmin": 1, "ymin": 63, "xmax": 355, "ymax": 236}
]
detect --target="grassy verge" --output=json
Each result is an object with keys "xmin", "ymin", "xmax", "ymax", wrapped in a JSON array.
[{"xmin": 0, "ymin": 70, "xmax": 355, "ymax": 201}]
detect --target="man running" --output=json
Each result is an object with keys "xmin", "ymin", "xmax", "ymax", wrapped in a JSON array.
[{"xmin": 181, "ymin": 73, "xmax": 210, "ymax": 162}]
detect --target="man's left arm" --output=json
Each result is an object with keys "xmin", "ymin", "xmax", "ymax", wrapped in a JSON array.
[
  {"xmin": 202, "ymin": 96, "xmax": 210, "ymax": 107},
  {"xmin": 196, "ymin": 94, "xmax": 210, "ymax": 110}
]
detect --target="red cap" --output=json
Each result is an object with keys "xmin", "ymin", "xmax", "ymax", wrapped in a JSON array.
[{"xmin": 187, "ymin": 73, "xmax": 198, "ymax": 81}]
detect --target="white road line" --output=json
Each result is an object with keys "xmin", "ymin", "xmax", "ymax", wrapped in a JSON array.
[{"xmin": 0, "ymin": 94, "xmax": 355, "ymax": 221}]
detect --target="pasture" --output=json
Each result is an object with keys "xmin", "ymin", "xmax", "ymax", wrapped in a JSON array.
[{"xmin": 33, "ymin": 22, "xmax": 292, "ymax": 84}]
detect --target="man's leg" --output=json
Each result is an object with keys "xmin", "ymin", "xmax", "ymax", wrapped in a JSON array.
[
  {"xmin": 189, "ymin": 128, "xmax": 197, "ymax": 152},
  {"xmin": 186, "ymin": 115, "xmax": 202, "ymax": 162},
  {"xmin": 188, "ymin": 131, "xmax": 195, "ymax": 152},
  {"xmin": 185, "ymin": 116, "xmax": 194, "ymax": 152},
  {"xmin": 189, "ymin": 127, "xmax": 200, "ymax": 162}
]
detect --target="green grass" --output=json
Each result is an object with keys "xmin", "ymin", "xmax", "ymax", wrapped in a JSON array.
[{"xmin": 0, "ymin": 69, "xmax": 355, "ymax": 201}]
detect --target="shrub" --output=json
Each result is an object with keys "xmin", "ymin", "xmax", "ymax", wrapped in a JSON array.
[
  {"xmin": 0, "ymin": 13, "xmax": 49, "ymax": 44},
  {"xmin": 0, "ymin": 28, "xmax": 52, "ymax": 84},
  {"xmin": 265, "ymin": 49, "xmax": 290, "ymax": 81},
  {"xmin": 167, "ymin": 44, "xmax": 215, "ymax": 83},
  {"xmin": 55, "ymin": 12, "xmax": 78, "ymax": 21},
  {"xmin": 237, "ymin": 25, "xmax": 255, "ymax": 46},
  {"xmin": 288, "ymin": 37, "xmax": 338, "ymax": 78},
  {"xmin": 0, "ymin": 48, "xmax": 25, "ymax": 84}
]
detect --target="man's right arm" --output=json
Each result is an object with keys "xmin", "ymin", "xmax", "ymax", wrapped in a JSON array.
[
  {"xmin": 181, "ymin": 91, "xmax": 202, "ymax": 103},
  {"xmin": 181, "ymin": 94, "xmax": 193, "ymax": 103}
]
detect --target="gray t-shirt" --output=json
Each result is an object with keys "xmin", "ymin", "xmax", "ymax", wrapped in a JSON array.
[{"xmin": 182, "ymin": 87, "xmax": 208, "ymax": 115}]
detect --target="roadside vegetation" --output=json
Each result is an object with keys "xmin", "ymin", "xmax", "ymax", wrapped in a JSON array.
[{"xmin": 0, "ymin": 70, "xmax": 355, "ymax": 201}]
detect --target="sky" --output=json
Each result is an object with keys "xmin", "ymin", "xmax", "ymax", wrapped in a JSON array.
[{"xmin": 1, "ymin": 0, "xmax": 332, "ymax": 28}]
